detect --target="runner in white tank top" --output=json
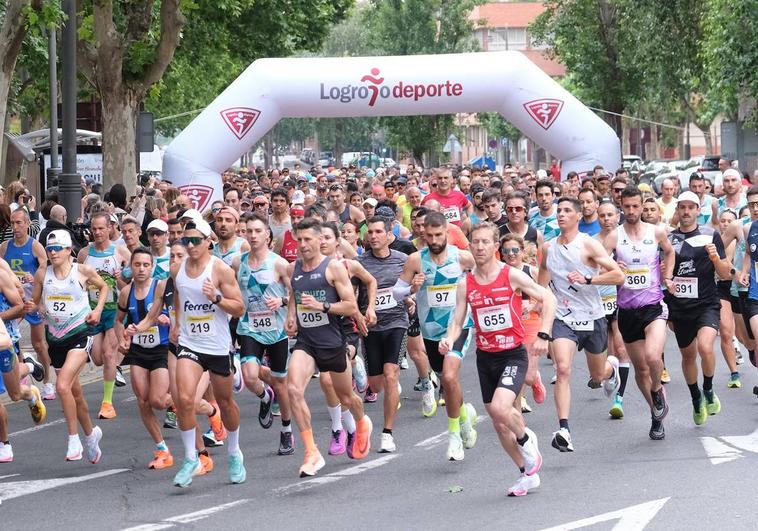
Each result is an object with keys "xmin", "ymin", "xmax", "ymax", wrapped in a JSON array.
[{"xmin": 539, "ymin": 197, "xmax": 625, "ymax": 453}]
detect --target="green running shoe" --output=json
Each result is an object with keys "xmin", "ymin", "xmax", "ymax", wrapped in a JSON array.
[
  {"xmin": 693, "ymin": 397, "xmax": 708, "ymax": 426},
  {"xmin": 705, "ymin": 391, "xmax": 721, "ymax": 415},
  {"xmin": 727, "ymin": 374, "xmax": 742, "ymax": 389},
  {"xmin": 609, "ymin": 395, "xmax": 624, "ymax": 419}
]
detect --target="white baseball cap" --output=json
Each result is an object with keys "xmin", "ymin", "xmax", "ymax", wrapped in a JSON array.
[
  {"xmin": 677, "ymin": 191, "xmax": 699, "ymax": 205},
  {"xmin": 363, "ymin": 198, "xmax": 378, "ymax": 208},
  {"xmin": 147, "ymin": 219, "xmax": 168, "ymax": 233},
  {"xmin": 46, "ymin": 230, "xmax": 73, "ymax": 248},
  {"xmin": 291, "ymin": 190, "xmax": 306, "ymax": 205},
  {"xmin": 179, "ymin": 208, "xmax": 202, "ymax": 222},
  {"xmin": 185, "ymin": 218, "xmax": 212, "ymax": 238}
]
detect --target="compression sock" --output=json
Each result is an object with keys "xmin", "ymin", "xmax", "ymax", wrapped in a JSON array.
[
  {"xmin": 688, "ymin": 383, "xmax": 702, "ymax": 407},
  {"xmin": 181, "ymin": 428, "xmax": 197, "ymax": 460},
  {"xmin": 448, "ymin": 416, "xmax": 460, "ymax": 433},
  {"xmin": 341, "ymin": 410, "xmax": 356, "ymax": 434},
  {"xmin": 102, "ymin": 380, "xmax": 115, "ymax": 404},
  {"xmin": 227, "ymin": 428, "xmax": 240, "ymax": 456},
  {"xmin": 703, "ymin": 375, "xmax": 714, "ymax": 393},
  {"xmin": 618, "ymin": 363, "xmax": 630, "ymax": 397},
  {"xmin": 328, "ymin": 404, "xmax": 343, "ymax": 432}
]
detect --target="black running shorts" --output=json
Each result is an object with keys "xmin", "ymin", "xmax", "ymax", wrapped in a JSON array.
[{"xmin": 476, "ymin": 345, "xmax": 528, "ymax": 404}]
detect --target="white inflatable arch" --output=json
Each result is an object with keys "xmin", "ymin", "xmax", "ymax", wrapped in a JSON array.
[{"xmin": 163, "ymin": 51, "xmax": 620, "ymax": 211}]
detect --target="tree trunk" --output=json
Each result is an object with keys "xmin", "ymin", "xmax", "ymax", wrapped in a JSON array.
[{"xmin": 101, "ymin": 88, "xmax": 140, "ymax": 195}]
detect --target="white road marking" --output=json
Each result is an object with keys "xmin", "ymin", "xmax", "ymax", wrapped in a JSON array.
[
  {"xmin": 720, "ymin": 427, "xmax": 758, "ymax": 453},
  {"xmin": 121, "ymin": 499, "xmax": 253, "ymax": 531},
  {"xmin": 274, "ymin": 454, "xmax": 400, "ymax": 495},
  {"xmin": 540, "ymin": 497, "xmax": 670, "ymax": 531},
  {"xmin": 700, "ymin": 436, "xmax": 743, "ymax": 465},
  {"xmin": 0, "ymin": 468, "xmax": 129, "ymax": 502},
  {"xmin": 9, "ymin": 418, "xmax": 66, "ymax": 437}
]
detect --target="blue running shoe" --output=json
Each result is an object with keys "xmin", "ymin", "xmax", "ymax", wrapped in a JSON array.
[
  {"xmin": 173, "ymin": 457, "xmax": 202, "ymax": 488},
  {"xmin": 228, "ymin": 452, "xmax": 246, "ymax": 484}
]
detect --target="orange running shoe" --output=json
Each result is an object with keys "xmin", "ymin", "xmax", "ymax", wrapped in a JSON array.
[
  {"xmin": 352, "ymin": 415, "xmax": 373, "ymax": 459},
  {"xmin": 208, "ymin": 406, "xmax": 227, "ymax": 442},
  {"xmin": 148, "ymin": 450, "xmax": 174, "ymax": 470},
  {"xmin": 198, "ymin": 452, "xmax": 214, "ymax": 475},
  {"xmin": 298, "ymin": 449, "xmax": 325, "ymax": 478},
  {"xmin": 98, "ymin": 402, "xmax": 117, "ymax": 420}
]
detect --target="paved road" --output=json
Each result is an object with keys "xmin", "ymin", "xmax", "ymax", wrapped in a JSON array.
[{"xmin": 2, "ymin": 333, "xmax": 758, "ymax": 530}]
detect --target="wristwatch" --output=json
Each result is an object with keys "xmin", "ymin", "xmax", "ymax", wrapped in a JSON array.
[
  {"xmin": 537, "ymin": 331, "xmax": 554, "ymax": 342},
  {"xmin": 212, "ymin": 294, "xmax": 222, "ymax": 305},
  {"xmin": 322, "ymin": 301, "xmax": 331, "ymax": 313},
  {"xmin": 584, "ymin": 274, "xmax": 593, "ymax": 285}
]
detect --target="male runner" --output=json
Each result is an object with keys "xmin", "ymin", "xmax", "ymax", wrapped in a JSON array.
[
  {"xmin": 114, "ymin": 249, "xmax": 173, "ymax": 469},
  {"xmin": 77, "ymin": 212, "xmax": 130, "ymax": 419},
  {"xmin": 578, "ymin": 188, "xmax": 601, "ymax": 236},
  {"xmin": 213, "ymin": 207, "xmax": 250, "ymax": 266},
  {"xmin": 232, "ymin": 213, "xmax": 294, "ymax": 455},
  {"xmin": 606, "ymin": 186, "xmax": 675, "ymax": 439},
  {"xmin": 394, "ymin": 211, "xmax": 477, "ymax": 460},
  {"xmin": 529, "ymin": 180, "xmax": 561, "ymax": 242},
  {"xmin": 146, "ymin": 219, "xmax": 171, "ymax": 279},
  {"xmin": 422, "ymin": 169, "xmax": 471, "ymax": 227},
  {"xmin": 169, "ymin": 219, "xmax": 246, "ymax": 488},
  {"xmin": 0, "ymin": 208, "xmax": 54, "ymax": 399},
  {"xmin": 285, "ymin": 218, "xmax": 372, "ymax": 477},
  {"xmin": 441, "ymin": 222, "xmax": 553, "ymax": 497},
  {"xmin": 667, "ymin": 191, "xmax": 732, "ymax": 424},
  {"xmin": 538, "ymin": 197, "xmax": 625, "ymax": 452},
  {"xmin": 268, "ymin": 189, "xmax": 292, "ymax": 242},
  {"xmin": 330, "ymin": 183, "xmax": 366, "ymax": 227},
  {"xmin": 29, "ymin": 230, "xmax": 105, "ymax": 462},
  {"xmin": 360, "ymin": 216, "xmax": 409, "ymax": 453}
]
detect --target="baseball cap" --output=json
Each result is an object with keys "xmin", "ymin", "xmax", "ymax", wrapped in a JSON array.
[
  {"xmin": 384, "ymin": 181, "xmax": 395, "ymax": 189},
  {"xmin": 109, "ymin": 213, "xmax": 119, "ymax": 225},
  {"xmin": 46, "ymin": 230, "xmax": 72, "ymax": 248},
  {"xmin": 677, "ymin": 191, "xmax": 699, "ymax": 205},
  {"xmin": 216, "ymin": 206, "xmax": 240, "ymax": 222},
  {"xmin": 179, "ymin": 208, "xmax": 202, "ymax": 222},
  {"xmin": 147, "ymin": 219, "xmax": 168, "ymax": 233},
  {"xmin": 291, "ymin": 190, "xmax": 306, "ymax": 205},
  {"xmin": 185, "ymin": 219, "xmax": 212, "ymax": 238},
  {"xmin": 723, "ymin": 168, "xmax": 741, "ymax": 180},
  {"xmin": 536, "ymin": 169, "xmax": 548, "ymax": 179},
  {"xmin": 637, "ymin": 183, "xmax": 652, "ymax": 193},
  {"xmin": 376, "ymin": 206, "xmax": 395, "ymax": 219},
  {"xmin": 363, "ymin": 198, "xmax": 378, "ymax": 208}
]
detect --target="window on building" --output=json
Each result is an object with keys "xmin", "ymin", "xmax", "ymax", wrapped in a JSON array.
[{"xmin": 486, "ymin": 28, "xmax": 528, "ymax": 51}]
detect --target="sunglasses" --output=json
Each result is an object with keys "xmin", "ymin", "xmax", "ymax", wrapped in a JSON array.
[
  {"xmin": 147, "ymin": 230, "xmax": 166, "ymax": 237},
  {"xmin": 253, "ymin": 202, "xmax": 268, "ymax": 207},
  {"xmin": 46, "ymin": 245, "xmax": 65, "ymax": 252},
  {"xmin": 612, "ymin": 188, "xmax": 625, "ymax": 193},
  {"xmin": 211, "ymin": 207, "xmax": 221, "ymax": 213},
  {"xmin": 506, "ymin": 206, "xmax": 525, "ymax": 212},
  {"xmin": 502, "ymin": 247, "xmax": 522, "ymax": 255},
  {"xmin": 181, "ymin": 236, "xmax": 205, "ymax": 246}
]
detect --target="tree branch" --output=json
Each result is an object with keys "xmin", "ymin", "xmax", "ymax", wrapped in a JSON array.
[
  {"xmin": 123, "ymin": 0, "xmax": 154, "ymax": 46},
  {"xmin": 0, "ymin": 0, "xmax": 33, "ymax": 75},
  {"xmin": 137, "ymin": 0, "xmax": 185, "ymax": 92},
  {"xmin": 92, "ymin": 0, "xmax": 124, "ymax": 92}
]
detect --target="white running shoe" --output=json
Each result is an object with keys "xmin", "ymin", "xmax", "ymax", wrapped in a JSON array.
[
  {"xmin": 518, "ymin": 427, "xmax": 542, "ymax": 476},
  {"xmin": 85, "ymin": 426, "xmax": 103, "ymax": 464},
  {"xmin": 232, "ymin": 354, "xmax": 243, "ymax": 393},
  {"xmin": 460, "ymin": 403, "xmax": 478, "ymax": 449},
  {"xmin": 42, "ymin": 382, "xmax": 56, "ymax": 401},
  {"xmin": 551, "ymin": 427, "xmax": 574, "ymax": 452},
  {"xmin": 602, "ymin": 355, "xmax": 621, "ymax": 398},
  {"xmin": 421, "ymin": 384, "xmax": 437, "ymax": 417},
  {"xmin": 379, "ymin": 433, "xmax": 396, "ymax": 453},
  {"xmin": 0, "ymin": 442, "xmax": 13, "ymax": 463},
  {"xmin": 446, "ymin": 431, "xmax": 464, "ymax": 461},
  {"xmin": 353, "ymin": 355, "xmax": 368, "ymax": 393},
  {"xmin": 507, "ymin": 472, "xmax": 540, "ymax": 497},
  {"xmin": 66, "ymin": 436, "xmax": 83, "ymax": 461}
]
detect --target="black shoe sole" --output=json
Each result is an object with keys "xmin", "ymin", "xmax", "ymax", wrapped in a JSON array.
[{"xmin": 551, "ymin": 435, "xmax": 573, "ymax": 452}]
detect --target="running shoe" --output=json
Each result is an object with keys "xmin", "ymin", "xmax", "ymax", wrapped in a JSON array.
[
  {"xmin": 352, "ymin": 415, "xmax": 372, "ymax": 459},
  {"xmin": 28, "ymin": 386, "xmax": 46, "ymax": 424},
  {"xmin": 24, "ymin": 356, "xmax": 44, "ymax": 382},
  {"xmin": 163, "ymin": 408, "xmax": 178, "ymax": 429},
  {"xmin": 278, "ymin": 431, "xmax": 294, "ymax": 455},
  {"xmin": 551, "ymin": 428, "xmax": 574, "ymax": 452},
  {"xmin": 0, "ymin": 442, "xmax": 13, "ymax": 463},
  {"xmin": 733, "ymin": 336, "xmax": 744, "ymax": 365},
  {"xmin": 446, "ymin": 431, "xmax": 464, "ymax": 461},
  {"xmin": 329, "ymin": 429, "xmax": 347, "ymax": 455},
  {"xmin": 84, "ymin": 426, "xmax": 103, "ymax": 464},
  {"xmin": 379, "ymin": 433, "xmax": 396, "ymax": 453},
  {"xmin": 115, "ymin": 366, "xmax": 126, "ymax": 387},
  {"xmin": 98, "ymin": 402, "xmax": 117, "ymax": 420},
  {"xmin": 413, "ymin": 378, "xmax": 423, "ymax": 392},
  {"xmin": 518, "ymin": 427, "xmax": 542, "ymax": 476},
  {"xmin": 649, "ymin": 417, "xmax": 665, "ymax": 440},
  {"xmin": 258, "ymin": 386, "xmax": 275, "ymax": 429},
  {"xmin": 353, "ymin": 355, "xmax": 368, "ymax": 393},
  {"xmin": 173, "ymin": 457, "xmax": 202, "ymax": 488},
  {"xmin": 520, "ymin": 396, "xmax": 532, "ymax": 413},
  {"xmin": 228, "ymin": 452, "xmax": 246, "ymax": 484},
  {"xmin": 209, "ymin": 405, "xmax": 227, "ymax": 441},
  {"xmin": 587, "ymin": 378, "xmax": 602, "ymax": 390},
  {"xmin": 705, "ymin": 391, "xmax": 721, "ymax": 415},
  {"xmin": 460, "ymin": 403, "xmax": 478, "ymax": 449},
  {"xmin": 651, "ymin": 386, "xmax": 669, "ymax": 422},
  {"xmin": 346, "ymin": 431, "xmax": 356, "ymax": 459},
  {"xmin": 430, "ymin": 370, "xmax": 440, "ymax": 389},
  {"xmin": 66, "ymin": 436, "xmax": 83, "ymax": 461},
  {"xmin": 531, "ymin": 371, "xmax": 546, "ymax": 405},
  {"xmin": 299, "ymin": 449, "xmax": 325, "ymax": 477},
  {"xmin": 198, "ymin": 452, "xmax": 214, "ymax": 474},
  {"xmin": 609, "ymin": 394, "xmax": 624, "ymax": 419},
  {"xmin": 149, "ymin": 450, "xmax": 174, "ymax": 469},
  {"xmin": 736, "ymin": 351, "xmax": 745, "ymax": 365},
  {"xmin": 438, "ymin": 385, "xmax": 446, "ymax": 407},
  {"xmin": 271, "ymin": 398, "xmax": 281, "ymax": 416},
  {"xmin": 232, "ymin": 354, "xmax": 243, "ymax": 394},
  {"xmin": 660, "ymin": 368, "xmax": 671, "ymax": 384},
  {"xmin": 507, "ymin": 473, "xmax": 540, "ymax": 497},
  {"xmin": 364, "ymin": 388, "xmax": 378, "ymax": 403},
  {"xmin": 602, "ymin": 355, "xmax": 620, "ymax": 398},
  {"xmin": 399, "ymin": 355, "xmax": 409, "ymax": 370},
  {"xmin": 728, "ymin": 373, "xmax": 742, "ymax": 388},
  {"xmin": 41, "ymin": 382, "xmax": 56, "ymax": 401},
  {"xmin": 693, "ymin": 396, "xmax": 708, "ymax": 425},
  {"xmin": 202, "ymin": 427, "xmax": 224, "ymax": 448},
  {"xmin": 421, "ymin": 382, "xmax": 437, "ymax": 417}
]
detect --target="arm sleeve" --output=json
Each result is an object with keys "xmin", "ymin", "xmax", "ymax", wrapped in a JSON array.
[{"xmin": 392, "ymin": 278, "xmax": 412, "ymax": 302}]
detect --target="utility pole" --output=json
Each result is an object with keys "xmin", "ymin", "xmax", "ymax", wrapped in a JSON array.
[
  {"xmin": 59, "ymin": 0, "xmax": 81, "ymax": 221},
  {"xmin": 47, "ymin": 27, "xmax": 60, "ymax": 187}
]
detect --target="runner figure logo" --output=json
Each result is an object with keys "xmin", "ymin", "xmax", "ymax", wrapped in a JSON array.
[
  {"xmin": 220, "ymin": 107, "xmax": 261, "ymax": 140},
  {"xmin": 180, "ymin": 184, "xmax": 214, "ymax": 212},
  {"xmin": 523, "ymin": 99, "xmax": 564, "ymax": 130}
]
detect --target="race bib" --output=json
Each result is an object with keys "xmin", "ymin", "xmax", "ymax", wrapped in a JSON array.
[
  {"xmin": 601, "ymin": 295, "xmax": 617, "ymax": 314},
  {"xmin": 375, "ymin": 287, "xmax": 397, "ymax": 311},
  {"xmin": 624, "ymin": 267, "xmax": 651, "ymax": 290},
  {"xmin": 134, "ymin": 326, "xmax": 159, "ymax": 348},
  {"xmin": 427, "ymin": 284, "xmax": 456, "ymax": 308},
  {"xmin": 187, "ymin": 314, "xmax": 215, "ymax": 337},
  {"xmin": 248, "ymin": 310, "xmax": 276, "ymax": 332},
  {"xmin": 46, "ymin": 294, "xmax": 73, "ymax": 317},
  {"xmin": 477, "ymin": 304, "xmax": 513, "ymax": 332},
  {"xmin": 442, "ymin": 207, "xmax": 461, "ymax": 223},
  {"xmin": 297, "ymin": 304, "xmax": 327, "ymax": 328},
  {"xmin": 567, "ymin": 320, "xmax": 594, "ymax": 332},
  {"xmin": 673, "ymin": 276, "xmax": 698, "ymax": 298}
]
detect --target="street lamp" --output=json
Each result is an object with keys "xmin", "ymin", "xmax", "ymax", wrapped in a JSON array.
[{"xmin": 59, "ymin": 0, "xmax": 81, "ymax": 220}]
